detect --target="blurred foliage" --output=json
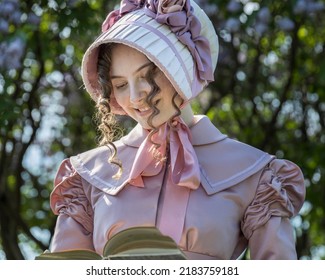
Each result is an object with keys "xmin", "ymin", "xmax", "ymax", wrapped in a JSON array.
[{"xmin": 0, "ymin": 0, "xmax": 324, "ymax": 259}]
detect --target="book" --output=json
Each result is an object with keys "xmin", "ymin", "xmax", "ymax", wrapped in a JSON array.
[{"xmin": 35, "ymin": 226, "xmax": 187, "ymax": 260}]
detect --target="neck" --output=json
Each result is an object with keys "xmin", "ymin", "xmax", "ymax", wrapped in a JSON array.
[{"xmin": 180, "ymin": 103, "xmax": 195, "ymax": 127}]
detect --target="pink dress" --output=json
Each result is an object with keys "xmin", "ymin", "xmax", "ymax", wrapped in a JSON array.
[{"xmin": 50, "ymin": 116, "xmax": 305, "ymax": 259}]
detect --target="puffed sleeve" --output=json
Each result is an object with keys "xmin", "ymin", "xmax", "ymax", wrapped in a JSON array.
[
  {"xmin": 241, "ymin": 159, "xmax": 305, "ymax": 259},
  {"xmin": 49, "ymin": 158, "xmax": 95, "ymax": 252}
]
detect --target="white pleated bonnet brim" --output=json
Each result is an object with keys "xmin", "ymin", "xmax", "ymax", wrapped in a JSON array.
[{"xmin": 81, "ymin": 1, "xmax": 218, "ymax": 114}]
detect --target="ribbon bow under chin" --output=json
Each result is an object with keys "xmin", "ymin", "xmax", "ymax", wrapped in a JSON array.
[{"xmin": 128, "ymin": 118, "xmax": 201, "ymax": 190}]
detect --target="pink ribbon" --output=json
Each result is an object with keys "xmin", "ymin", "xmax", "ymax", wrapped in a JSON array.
[{"xmin": 128, "ymin": 118, "xmax": 201, "ymax": 190}]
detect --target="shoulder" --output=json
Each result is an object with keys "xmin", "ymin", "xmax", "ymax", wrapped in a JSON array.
[
  {"xmin": 241, "ymin": 157, "xmax": 305, "ymax": 239},
  {"xmin": 191, "ymin": 115, "xmax": 273, "ymax": 168},
  {"xmin": 70, "ymin": 138, "xmax": 136, "ymax": 169},
  {"xmin": 196, "ymin": 136, "xmax": 271, "ymax": 163},
  {"xmin": 68, "ymin": 140, "xmax": 138, "ymax": 195},
  {"xmin": 50, "ymin": 158, "xmax": 91, "ymax": 215},
  {"xmin": 185, "ymin": 115, "xmax": 276, "ymax": 195},
  {"xmin": 63, "ymin": 123, "xmax": 148, "ymax": 195}
]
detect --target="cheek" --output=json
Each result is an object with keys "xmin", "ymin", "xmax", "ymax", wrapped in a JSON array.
[
  {"xmin": 157, "ymin": 75, "xmax": 170, "ymax": 88},
  {"xmin": 175, "ymin": 95, "xmax": 183, "ymax": 107},
  {"xmin": 156, "ymin": 77, "xmax": 178, "ymax": 100},
  {"xmin": 114, "ymin": 92, "xmax": 128, "ymax": 108}
]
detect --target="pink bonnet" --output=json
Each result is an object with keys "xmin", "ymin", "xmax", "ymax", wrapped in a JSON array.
[{"xmin": 81, "ymin": 0, "xmax": 219, "ymax": 114}]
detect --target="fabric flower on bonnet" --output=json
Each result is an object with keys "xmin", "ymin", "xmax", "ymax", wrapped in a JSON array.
[
  {"xmin": 158, "ymin": 0, "xmax": 186, "ymax": 13},
  {"xmin": 145, "ymin": 0, "xmax": 213, "ymax": 83},
  {"xmin": 102, "ymin": 0, "xmax": 214, "ymax": 85}
]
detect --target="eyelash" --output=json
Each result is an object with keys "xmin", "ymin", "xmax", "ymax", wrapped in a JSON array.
[
  {"xmin": 115, "ymin": 82, "xmax": 127, "ymax": 89},
  {"xmin": 112, "ymin": 65, "xmax": 159, "ymax": 90},
  {"xmin": 113, "ymin": 75, "xmax": 148, "ymax": 90}
]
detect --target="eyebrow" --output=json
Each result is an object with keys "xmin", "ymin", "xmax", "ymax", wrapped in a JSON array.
[{"xmin": 110, "ymin": 61, "xmax": 153, "ymax": 79}]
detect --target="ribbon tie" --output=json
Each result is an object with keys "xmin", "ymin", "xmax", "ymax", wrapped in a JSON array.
[{"xmin": 128, "ymin": 118, "xmax": 201, "ymax": 190}]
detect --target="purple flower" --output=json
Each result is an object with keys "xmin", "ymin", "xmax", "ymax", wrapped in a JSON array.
[
  {"xmin": 225, "ymin": 17, "xmax": 241, "ymax": 33},
  {"xmin": 277, "ymin": 17, "xmax": 295, "ymax": 31},
  {"xmin": 27, "ymin": 13, "xmax": 41, "ymax": 26},
  {"xmin": 0, "ymin": 19, "xmax": 9, "ymax": 34},
  {"xmin": 257, "ymin": 7, "xmax": 271, "ymax": 24},
  {"xmin": 294, "ymin": 0, "xmax": 325, "ymax": 15},
  {"xmin": 307, "ymin": 1, "xmax": 325, "ymax": 13},
  {"xmin": 9, "ymin": 11, "xmax": 21, "ymax": 25},
  {"xmin": 227, "ymin": 0, "xmax": 242, "ymax": 13},
  {"xmin": 254, "ymin": 22, "xmax": 269, "ymax": 37},
  {"xmin": 294, "ymin": 0, "xmax": 307, "ymax": 14},
  {"xmin": 5, "ymin": 37, "xmax": 25, "ymax": 70},
  {"xmin": 0, "ymin": 1, "xmax": 16, "ymax": 17}
]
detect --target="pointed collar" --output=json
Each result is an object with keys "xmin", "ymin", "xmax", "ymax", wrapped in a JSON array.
[{"xmin": 70, "ymin": 115, "xmax": 273, "ymax": 196}]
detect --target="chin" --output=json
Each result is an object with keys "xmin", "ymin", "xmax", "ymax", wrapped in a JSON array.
[
  {"xmin": 137, "ymin": 117, "xmax": 170, "ymax": 130},
  {"xmin": 138, "ymin": 122, "xmax": 159, "ymax": 131},
  {"xmin": 137, "ymin": 121, "xmax": 152, "ymax": 130}
]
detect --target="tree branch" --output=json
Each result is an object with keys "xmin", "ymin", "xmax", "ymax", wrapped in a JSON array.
[{"xmin": 260, "ymin": 22, "xmax": 300, "ymax": 149}]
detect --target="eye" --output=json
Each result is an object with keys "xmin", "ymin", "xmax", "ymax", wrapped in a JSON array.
[{"xmin": 114, "ymin": 82, "xmax": 127, "ymax": 90}]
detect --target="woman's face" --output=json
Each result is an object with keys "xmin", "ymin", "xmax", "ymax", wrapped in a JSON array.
[{"xmin": 110, "ymin": 44, "xmax": 182, "ymax": 129}]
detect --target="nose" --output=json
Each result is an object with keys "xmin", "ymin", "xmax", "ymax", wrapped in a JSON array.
[
  {"xmin": 129, "ymin": 81, "xmax": 149, "ymax": 104},
  {"xmin": 130, "ymin": 90, "xmax": 145, "ymax": 104}
]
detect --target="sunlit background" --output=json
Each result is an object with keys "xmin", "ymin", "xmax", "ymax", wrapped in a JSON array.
[{"xmin": 0, "ymin": 0, "xmax": 324, "ymax": 259}]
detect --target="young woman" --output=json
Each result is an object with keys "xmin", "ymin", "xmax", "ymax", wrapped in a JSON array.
[{"xmin": 49, "ymin": 0, "xmax": 305, "ymax": 259}]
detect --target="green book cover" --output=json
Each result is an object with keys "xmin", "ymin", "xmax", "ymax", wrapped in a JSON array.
[{"xmin": 35, "ymin": 227, "xmax": 186, "ymax": 260}]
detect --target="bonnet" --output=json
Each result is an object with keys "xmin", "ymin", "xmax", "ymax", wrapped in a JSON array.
[
  {"xmin": 81, "ymin": 0, "xmax": 219, "ymax": 114},
  {"xmin": 81, "ymin": 0, "xmax": 219, "ymax": 190}
]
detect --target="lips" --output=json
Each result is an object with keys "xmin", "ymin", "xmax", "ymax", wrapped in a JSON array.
[
  {"xmin": 137, "ymin": 107, "xmax": 150, "ymax": 112},
  {"xmin": 134, "ymin": 106, "xmax": 152, "ymax": 117},
  {"xmin": 133, "ymin": 99, "xmax": 160, "ymax": 117}
]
